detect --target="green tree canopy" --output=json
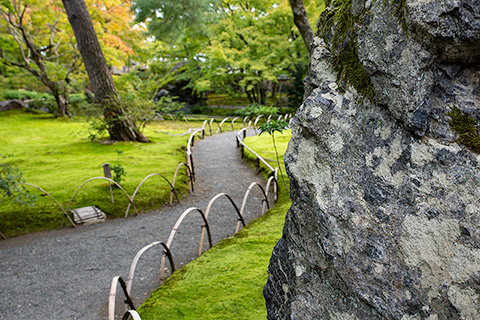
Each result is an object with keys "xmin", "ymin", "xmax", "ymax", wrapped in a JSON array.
[
  {"xmin": 1, "ymin": 0, "xmax": 147, "ymax": 116},
  {"xmin": 132, "ymin": 0, "xmax": 221, "ymax": 43},
  {"xmin": 134, "ymin": 0, "xmax": 323, "ymax": 106}
]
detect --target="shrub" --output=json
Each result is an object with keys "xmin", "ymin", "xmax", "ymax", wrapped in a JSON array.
[
  {"xmin": 111, "ymin": 150, "xmax": 127, "ymax": 185},
  {"xmin": 0, "ymin": 155, "xmax": 37, "ymax": 207},
  {"xmin": 28, "ymin": 95, "xmax": 57, "ymax": 113},
  {"xmin": 233, "ymin": 103, "xmax": 279, "ymax": 117},
  {"xmin": 155, "ymin": 95, "xmax": 185, "ymax": 114}
]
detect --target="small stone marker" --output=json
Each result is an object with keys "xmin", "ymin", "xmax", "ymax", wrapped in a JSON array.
[
  {"xmin": 70, "ymin": 206, "xmax": 106, "ymax": 225},
  {"xmin": 102, "ymin": 163, "xmax": 112, "ymax": 179}
]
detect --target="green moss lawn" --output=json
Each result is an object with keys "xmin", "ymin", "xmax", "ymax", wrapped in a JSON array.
[{"xmin": 0, "ymin": 110, "xmax": 212, "ymax": 237}]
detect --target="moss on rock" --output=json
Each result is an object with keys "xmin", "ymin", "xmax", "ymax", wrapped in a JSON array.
[
  {"xmin": 317, "ymin": 0, "xmax": 376, "ymax": 100},
  {"xmin": 448, "ymin": 106, "xmax": 480, "ymax": 154}
]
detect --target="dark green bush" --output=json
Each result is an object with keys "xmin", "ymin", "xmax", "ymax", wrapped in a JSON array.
[
  {"xmin": 0, "ymin": 90, "xmax": 45, "ymax": 100},
  {"xmin": 233, "ymin": 103, "xmax": 279, "ymax": 117}
]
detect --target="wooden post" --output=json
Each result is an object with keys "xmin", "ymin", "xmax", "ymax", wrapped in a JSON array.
[{"xmin": 102, "ymin": 163, "xmax": 114, "ymax": 203}]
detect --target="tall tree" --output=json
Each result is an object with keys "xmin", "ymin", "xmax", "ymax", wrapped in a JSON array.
[
  {"xmin": 62, "ymin": 0, "xmax": 148, "ymax": 141},
  {"xmin": 0, "ymin": 0, "xmax": 80, "ymax": 117},
  {"xmin": 196, "ymin": 0, "xmax": 311, "ymax": 105},
  {"xmin": 134, "ymin": 0, "xmax": 323, "ymax": 106},
  {"xmin": 87, "ymin": 0, "xmax": 144, "ymax": 68},
  {"xmin": 289, "ymin": 0, "xmax": 313, "ymax": 53},
  {"xmin": 132, "ymin": 0, "xmax": 219, "ymax": 44}
]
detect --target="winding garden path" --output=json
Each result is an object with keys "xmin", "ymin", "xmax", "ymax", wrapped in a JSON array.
[{"xmin": 0, "ymin": 130, "xmax": 268, "ymax": 320}]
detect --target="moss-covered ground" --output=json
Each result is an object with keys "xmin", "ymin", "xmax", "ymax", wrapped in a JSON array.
[
  {"xmin": 0, "ymin": 110, "xmax": 242, "ymax": 237},
  {"xmin": 137, "ymin": 130, "xmax": 291, "ymax": 319}
]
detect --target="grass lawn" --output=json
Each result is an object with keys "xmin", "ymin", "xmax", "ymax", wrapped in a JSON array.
[
  {"xmin": 0, "ymin": 110, "xmax": 233, "ymax": 237},
  {"xmin": 137, "ymin": 129, "xmax": 292, "ymax": 319}
]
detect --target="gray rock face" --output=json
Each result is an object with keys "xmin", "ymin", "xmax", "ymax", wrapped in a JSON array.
[
  {"xmin": 407, "ymin": 0, "xmax": 480, "ymax": 63},
  {"xmin": 264, "ymin": 1, "xmax": 480, "ymax": 319}
]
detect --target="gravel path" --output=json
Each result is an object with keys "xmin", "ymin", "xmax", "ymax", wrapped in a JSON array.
[{"xmin": 0, "ymin": 130, "xmax": 269, "ymax": 320}]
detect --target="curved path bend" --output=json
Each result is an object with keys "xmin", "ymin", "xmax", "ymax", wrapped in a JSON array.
[{"xmin": 0, "ymin": 130, "xmax": 268, "ymax": 320}]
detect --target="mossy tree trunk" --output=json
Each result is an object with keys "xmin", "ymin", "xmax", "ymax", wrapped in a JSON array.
[{"xmin": 62, "ymin": 0, "xmax": 148, "ymax": 142}]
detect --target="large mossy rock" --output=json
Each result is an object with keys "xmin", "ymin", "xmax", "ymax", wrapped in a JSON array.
[{"xmin": 264, "ymin": 1, "xmax": 480, "ymax": 319}]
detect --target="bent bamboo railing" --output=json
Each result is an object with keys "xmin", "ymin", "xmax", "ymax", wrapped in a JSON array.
[
  {"xmin": 253, "ymin": 115, "xmax": 263, "ymax": 132},
  {"xmin": 0, "ymin": 182, "xmax": 76, "ymax": 227},
  {"xmin": 126, "ymin": 241, "xmax": 175, "ymax": 295},
  {"xmin": 265, "ymin": 169, "xmax": 279, "ymax": 203},
  {"xmin": 0, "ymin": 167, "xmax": 191, "ymax": 239},
  {"xmin": 159, "ymin": 207, "xmax": 212, "ymax": 281},
  {"xmin": 197, "ymin": 193, "xmax": 245, "ymax": 255},
  {"xmin": 236, "ymin": 182, "xmax": 270, "ymax": 233},
  {"xmin": 172, "ymin": 162, "xmax": 194, "ymax": 196},
  {"xmin": 109, "ymin": 276, "xmax": 136, "ymax": 320},
  {"xmin": 208, "ymin": 118, "xmax": 215, "ymax": 135},
  {"xmin": 108, "ymin": 172, "xmax": 278, "ymax": 320},
  {"xmin": 108, "ymin": 124, "xmax": 281, "ymax": 320},
  {"xmin": 122, "ymin": 310, "xmax": 141, "ymax": 320},
  {"xmin": 186, "ymin": 128, "xmax": 205, "ymax": 186},
  {"xmin": 108, "ymin": 242, "xmax": 175, "ymax": 319},
  {"xmin": 243, "ymin": 116, "xmax": 249, "ymax": 127},
  {"xmin": 236, "ymin": 128, "xmax": 275, "ymax": 173},
  {"xmin": 124, "ymin": 174, "xmax": 180, "ymax": 218},
  {"xmin": 231, "ymin": 117, "xmax": 239, "ymax": 130},
  {"xmin": 217, "ymin": 117, "xmax": 230, "ymax": 133},
  {"xmin": 66, "ymin": 177, "xmax": 138, "ymax": 220}
]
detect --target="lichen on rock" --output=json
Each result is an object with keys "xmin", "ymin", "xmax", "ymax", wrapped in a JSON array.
[{"xmin": 264, "ymin": 0, "xmax": 480, "ymax": 319}]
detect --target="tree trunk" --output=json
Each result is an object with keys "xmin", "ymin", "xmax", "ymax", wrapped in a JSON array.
[
  {"xmin": 256, "ymin": 83, "xmax": 261, "ymax": 104},
  {"xmin": 271, "ymin": 81, "xmax": 278, "ymax": 104},
  {"xmin": 50, "ymin": 86, "xmax": 69, "ymax": 118},
  {"xmin": 43, "ymin": 80, "xmax": 69, "ymax": 117},
  {"xmin": 61, "ymin": 0, "xmax": 148, "ymax": 142},
  {"xmin": 289, "ymin": 0, "xmax": 313, "ymax": 54},
  {"xmin": 245, "ymin": 89, "xmax": 254, "ymax": 103},
  {"xmin": 260, "ymin": 84, "xmax": 268, "ymax": 105},
  {"xmin": 252, "ymin": 88, "xmax": 258, "ymax": 104}
]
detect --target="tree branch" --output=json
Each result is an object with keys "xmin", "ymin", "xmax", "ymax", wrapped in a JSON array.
[
  {"xmin": 4, "ymin": 60, "xmax": 41, "ymax": 79},
  {"xmin": 236, "ymin": 32, "xmax": 249, "ymax": 46},
  {"xmin": 288, "ymin": 0, "xmax": 313, "ymax": 54}
]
